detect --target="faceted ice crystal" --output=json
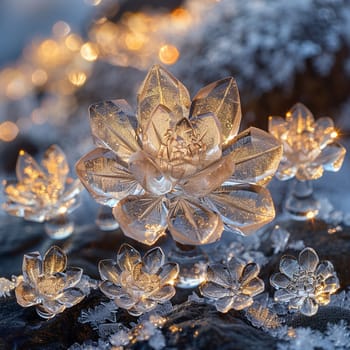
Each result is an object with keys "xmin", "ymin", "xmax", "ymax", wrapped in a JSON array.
[
  {"xmin": 15, "ymin": 246, "xmax": 86, "ymax": 319},
  {"xmin": 269, "ymin": 103, "xmax": 346, "ymax": 181},
  {"xmin": 76, "ymin": 65, "xmax": 282, "ymax": 245},
  {"xmin": 98, "ymin": 244, "xmax": 179, "ymax": 316},
  {"xmin": 199, "ymin": 258, "xmax": 265, "ymax": 313},
  {"xmin": 270, "ymin": 247, "xmax": 340, "ymax": 316}
]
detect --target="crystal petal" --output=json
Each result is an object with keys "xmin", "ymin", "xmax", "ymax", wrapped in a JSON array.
[
  {"xmin": 62, "ymin": 179, "xmax": 83, "ymax": 202},
  {"xmin": 298, "ymin": 247, "xmax": 319, "ymax": 272},
  {"xmin": 231, "ymin": 294, "xmax": 253, "ymax": 310},
  {"xmin": 208, "ymin": 184, "xmax": 275, "ymax": 236},
  {"xmin": 181, "ymin": 152, "xmax": 235, "ymax": 197},
  {"xmin": 15, "ymin": 281, "xmax": 38, "ymax": 307},
  {"xmin": 43, "ymin": 246, "xmax": 67, "ymax": 275},
  {"xmin": 114, "ymin": 292, "xmax": 136, "ymax": 309},
  {"xmin": 16, "ymin": 150, "xmax": 45, "ymax": 184},
  {"xmin": 315, "ymin": 261, "xmax": 334, "ymax": 279},
  {"xmin": 289, "ymin": 297, "xmax": 304, "ymax": 309},
  {"xmin": 225, "ymin": 127, "xmax": 282, "ymax": 186},
  {"xmin": 207, "ymin": 264, "xmax": 233, "ymax": 287},
  {"xmin": 89, "ymin": 100, "xmax": 140, "ymax": 163},
  {"xmin": 270, "ymin": 273, "xmax": 291, "ymax": 289},
  {"xmin": 190, "ymin": 77, "xmax": 241, "ymax": 148},
  {"xmin": 158, "ymin": 263, "xmax": 179, "ymax": 285},
  {"xmin": 100, "ymin": 280, "xmax": 123, "ymax": 299},
  {"xmin": 227, "ymin": 259, "xmax": 244, "ymax": 282},
  {"xmin": 286, "ymin": 103, "xmax": 314, "ymax": 133},
  {"xmin": 76, "ymin": 148, "xmax": 142, "ymax": 206},
  {"xmin": 64, "ymin": 267, "xmax": 83, "ymax": 288},
  {"xmin": 275, "ymin": 160, "xmax": 297, "ymax": 181},
  {"xmin": 200, "ymin": 281, "xmax": 231, "ymax": 299},
  {"xmin": 314, "ymin": 117, "xmax": 335, "ymax": 147},
  {"xmin": 240, "ymin": 263, "xmax": 260, "ymax": 285},
  {"xmin": 323, "ymin": 276, "xmax": 340, "ymax": 293},
  {"xmin": 279, "ymin": 255, "xmax": 299, "ymax": 279},
  {"xmin": 315, "ymin": 293, "xmax": 331, "ymax": 305},
  {"xmin": 137, "ymin": 65, "xmax": 190, "ymax": 131},
  {"xmin": 242, "ymin": 278, "xmax": 264, "ymax": 297},
  {"xmin": 296, "ymin": 164, "xmax": 324, "ymax": 181},
  {"xmin": 3, "ymin": 181, "xmax": 36, "ymax": 206},
  {"xmin": 23, "ymin": 252, "xmax": 42, "ymax": 285},
  {"xmin": 37, "ymin": 274, "xmax": 66, "ymax": 297},
  {"xmin": 142, "ymin": 247, "xmax": 165, "ymax": 274},
  {"xmin": 99, "ymin": 259, "xmax": 120, "ymax": 284},
  {"xmin": 274, "ymin": 289, "xmax": 295, "ymax": 302},
  {"xmin": 215, "ymin": 296, "xmax": 234, "ymax": 313},
  {"xmin": 117, "ymin": 244, "xmax": 142, "ymax": 272},
  {"xmin": 300, "ymin": 297, "xmax": 318, "ymax": 316},
  {"xmin": 41, "ymin": 299, "xmax": 66, "ymax": 315},
  {"xmin": 42, "ymin": 145, "xmax": 69, "ymax": 186},
  {"xmin": 314, "ymin": 142, "xmax": 346, "ymax": 172},
  {"xmin": 59, "ymin": 288, "xmax": 85, "ymax": 307},
  {"xmin": 168, "ymin": 198, "xmax": 223, "ymax": 245},
  {"xmin": 268, "ymin": 116, "xmax": 287, "ymax": 139},
  {"xmin": 132, "ymin": 299, "xmax": 157, "ymax": 315},
  {"xmin": 128, "ymin": 151, "xmax": 173, "ymax": 195},
  {"xmin": 148, "ymin": 285, "xmax": 176, "ymax": 301},
  {"xmin": 113, "ymin": 195, "xmax": 168, "ymax": 245}
]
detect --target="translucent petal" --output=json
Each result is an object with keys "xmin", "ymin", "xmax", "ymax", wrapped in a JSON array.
[
  {"xmin": 99, "ymin": 259, "xmax": 120, "ymax": 284},
  {"xmin": 100, "ymin": 280, "xmax": 123, "ymax": 299},
  {"xmin": 300, "ymin": 297, "xmax": 318, "ymax": 316},
  {"xmin": 181, "ymin": 152, "xmax": 235, "ymax": 197},
  {"xmin": 270, "ymin": 273, "xmax": 291, "ymax": 289},
  {"xmin": 168, "ymin": 198, "xmax": 223, "ymax": 245},
  {"xmin": 129, "ymin": 151, "xmax": 173, "ymax": 195},
  {"xmin": 242, "ymin": 278, "xmax": 264, "ymax": 297},
  {"xmin": 215, "ymin": 296, "xmax": 234, "ymax": 313},
  {"xmin": 22, "ymin": 252, "xmax": 42, "ymax": 285},
  {"xmin": 113, "ymin": 195, "xmax": 168, "ymax": 245},
  {"xmin": 268, "ymin": 116, "xmax": 287, "ymax": 139},
  {"xmin": 148, "ymin": 285, "xmax": 176, "ymax": 301},
  {"xmin": 15, "ymin": 281, "xmax": 38, "ymax": 307},
  {"xmin": 137, "ymin": 65, "xmax": 190, "ymax": 131},
  {"xmin": 298, "ymin": 247, "xmax": 319, "ymax": 272},
  {"xmin": 227, "ymin": 259, "xmax": 244, "ymax": 282},
  {"xmin": 62, "ymin": 179, "xmax": 83, "ymax": 202},
  {"xmin": 43, "ymin": 246, "xmax": 67, "ymax": 275},
  {"xmin": 64, "ymin": 267, "xmax": 83, "ymax": 288},
  {"xmin": 314, "ymin": 142, "xmax": 346, "ymax": 172},
  {"xmin": 89, "ymin": 100, "xmax": 140, "ymax": 163},
  {"xmin": 316, "ymin": 293, "xmax": 331, "ymax": 306},
  {"xmin": 323, "ymin": 276, "xmax": 340, "ymax": 293},
  {"xmin": 240, "ymin": 263, "xmax": 260, "ymax": 285},
  {"xmin": 59, "ymin": 288, "xmax": 85, "ymax": 307},
  {"xmin": 3, "ymin": 182, "xmax": 37, "ymax": 206},
  {"xmin": 207, "ymin": 264, "xmax": 233, "ymax": 287},
  {"xmin": 142, "ymin": 247, "xmax": 165, "ymax": 274},
  {"xmin": 279, "ymin": 256, "xmax": 299, "ymax": 279},
  {"xmin": 132, "ymin": 299, "xmax": 157, "ymax": 315},
  {"xmin": 117, "ymin": 244, "xmax": 142, "ymax": 272},
  {"xmin": 274, "ymin": 289, "xmax": 295, "ymax": 302},
  {"xmin": 41, "ymin": 299, "xmax": 66, "ymax": 315},
  {"xmin": 190, "ymin": 77, "xmax": 241, "ymax": 148},
  {"xmin": 286, "ymin": 103, "xmax": 314, "ymax": 133},
  {"xmin": 158, "ymin": 263, "xmax": 179, "ymax": 285},
  {"xmin": 275, "ymin": 160, "xmax": 297, "ymax": 181},
  {"xmin": 200, "ymin": 281, "xmax": 230, "ymax": 299},
  {"xmin": 76, "ymin": 148, "xmax": 142, "ymax": 206},
  {"xmin": 225, "ymin": 127, "xmax": 282, "ymax": 186},
  {"xmin": 208, "ymin": 184, "xmax": 275, "ymax": 236},
  {"xmin": 231, "ymin": 294, "xmax": 253, "ymax": 310},
  {"xmin": 315, "ymin": 261, "xmax": 334, "ymax": 279},
  {"xmin": 37, "ymin": 274, "xmax": 66, "ymax": 297},
  {"xmin": 314, "ymin": 117, "xmax": 335, "ymax": 147},
  {"xmin": 16, "ymin": 150, "xmax": 45, "ymax": 183},
  {"xmin": 114, "ymin": 292, "xmax": 136, "ymax": 309},
  {"xmin": 296, "ymin": 164, "xmax": 324, "ymax": 181}
]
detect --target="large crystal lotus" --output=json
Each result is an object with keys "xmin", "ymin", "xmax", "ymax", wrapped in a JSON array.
[
  {"xmin": 15, "ymin": 246, "xmax": 85, "ymax": 319},
  {"xmin": 76, "ymin": 65, "xmax": 282, "ymax": 245},
  {"xmin": 270, "ymin": 247, "xmax": 339, "ymax": 316},
  {"xmin": 99, "ymin": 243, "xmax": 179, "ymax": 316},
  {"xmin": 269, "ymin": 103, "xmax": 346, "ymax": 181}
]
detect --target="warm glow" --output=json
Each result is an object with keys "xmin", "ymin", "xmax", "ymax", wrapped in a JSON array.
[
  {"xmin": 306, "ymin": 211, "xmax": 316, "ymax": 219},
  {"xmin": 52, "ymin": 21, "xmax": 71, "ymax": 37},
  {"xmin": 65, "ymin": 34, "xmax": 83, "ymax": 51},
  {"xmin": 0, "ymin": 121, "xmax": 19, "ymax": 142},
  {"xmin": 80, "ymin": 42, "xmax": 99, "ymax": 61},
  {"xmin": 31, "ymin": 109, "xmax": 47, "ymax": 125},
  {"xmin": 171, "ymin": 8, "xmax": 192, "ymax": 27},
  {"xmin": 68, "ymin": 71, "xmax": 87, "ymax": 86},
  {"xmin": 331, "ymin": 131, "xmax": 338, "ymax": 139},
  {"xmin": 31, "ymin": 69, "xmax": 48, "ymax": 86},
  {"xmin": 158, "ymin": 44, "xmax": 180, "ymax": 65},
  {"xmin": 84, "ymin": 0, "xmax": 102, "ymax": 6},
  {"xmin": 125, "ymin": 33, "xmax": 145, "ymax": 50}
]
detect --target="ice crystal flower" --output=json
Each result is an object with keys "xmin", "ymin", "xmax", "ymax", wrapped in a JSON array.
[
  {"xmin": 199, "ymin": 258, "xmax": 265, "ymax": 313},
  {"xmin": 98, "ymin": 243, "xmax": 179, "ymax": 316},
  {"xmin": 270, "ymin": 247, "xmax": 340, "ymax": 316},
  {"xmin": 2, "ymin": 145, "xmax": 82, "ymax": 222},
  {"xmin": 269, "ymin": 103, "xmax": 346, "ymax": 181},
  {"xmin": 76, "ymin": 65, "xmax": 282, "ymax": 245},
  {"xmin": 15, "ymin": 246, "xmax": 85, "ymax": 319}
]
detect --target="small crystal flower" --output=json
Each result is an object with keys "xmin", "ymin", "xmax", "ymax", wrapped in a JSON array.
[
  {"xmin": 76, "ymin": 65, "xmax": 282, "ymax": 245},
  {"xmin": 3, "ymin": 145, "xmax": 82, "ymax": 222},
  {"xmin": 270, "ymin": 247, "xmax": 340, "ymax": 316},
  {"xmin": 199, "ymin": 258, "xmax": 265, "ymax": 313},
  {"xmin": 15, "ymin": 246, "xmax": 85, "ymax": 319},
  {"xmin": 98, "ymin": 243, "xmax": 179, "ymax": 316},
  {"xmin": 269, "ymin": 103, "xmax": 346, "ymax": 181}
]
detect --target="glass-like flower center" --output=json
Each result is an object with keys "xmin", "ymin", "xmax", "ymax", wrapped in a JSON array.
[
  {"xmin": 288, "ymin": 270, "xmax": 324, "ymax": 297},
  {"xmin": 37, "ymin": 275, "xmax": 65, "ymax": 297}
]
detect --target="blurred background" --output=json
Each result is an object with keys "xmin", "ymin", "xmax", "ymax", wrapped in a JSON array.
[{"xmin": 0, "ymin": 0, "xmax": 349, "ymax": 174}]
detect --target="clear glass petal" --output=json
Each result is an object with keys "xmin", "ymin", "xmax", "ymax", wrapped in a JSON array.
[
  {"xmin": 168, "ymin": 198, "xmax": 223, "ymax": 245},
  {"xmin": 3, "ymin": 182, "xmax": 36, "ymax": 206},
  {"xmin": 41, "ymin": 299, "xmax": 66, "ymax": 315},
  {"xmin": 208, "ymin": 184, "xmax": 275, "ymax": 235},
  {"xmin": 114, "ymin": 292, "xmax": 136, "ymax": 309},
  {"xmin": 231, "ymin": 294, "xmax": 253, "ymax": 310},
  {"xmin": 315, "ymin": 293, "xmax": 331, "ymax": 305},
  {"xmin": 98, "ymin": 259, "xmax": 120, "ymax": 284},
  {"xmin": 268, "ymin": 116, "xmax": 287, "ymax": 139},
  {"xmin": 148, "ymin": 285, "xmax": 176, "ymax": 301},
  {"xmin": 100, "ymin": 280, "xmax": 123, "ymax": 299},
  {"xmin": 15, "ymin": 281, "xmax": 38, "ymax": 307},
  {"xmin": 137, "ymin": 64, "xmax": 190, "ymax": 131},
  {"xmin": 16, "ymin": 150, "xmax": 45, "ymax": 183},
  {"xmin": 323, "ymin": 276, "xmax": 340, "ymax": 293},
  {"xmin": 227, "ymin": 259, "xmax": 244, "ymax": 282},
  {"xmin": 296, "ymin": 164, "xmax": 324, "ymax": 181},
  {"xmin": 275, "ymin": 160, "xmax": 297, "ymax": 181},
  {"xmin": 242, "ymin": 278, "xmax": 264, "ymax": 297},
  {"xmin": 314, "ymin": 117, "xmax": 335, "ymax": 147},
  {"xmin": 298, "ymin": 247, "xmax": 319, "ymax": 272},
  {"xmin": 314, "ymin": 142, "xmax": 346, "ymax": 172},
  {"xmin": 279, "ymin": 255, "xmax": 299, "ymax": 279},
  {"xmin": 286, "ymin": 103, "xmax": 314, "ymax": 133},
  {"xmin": 190, "ymin": 77, "xmax": 241, "ymax": 148},
  {"xmin": 315, "ymin": 261, "xmax": 334, "ymax": 279},
  {"xmin": 62, "ymin": 179, "xmax": 83, "ymax": 202},
  {"xmin": 76, "ymin": 148, "xmax": 142, "ymax": 206},
  {"xmin": 22, "ymin": 252, "xmax": 42, "ymax": 285},
  {"xmin": 158, "ymin": 263, "xmax": 179, "ymax": 285},
  {"xmin": 37, "ymin": 273, "xmax": 66, "ymax": 297},
  {"xmin": 207, "ymin": 264, "xmax": 234, "ymax": 287},
  {"xmin": 300, "ymin": 297, "xmax": 318, "ymax": 316},
  {"xmin": 225, "ymin": 127, "xmax": 282, "ymax": 186},
  {"xmin": 64, "ymin": 267, "xmax": 83, "ymax": 288},
  {"xmin": 142, "ymin": 247, "xmax": 165, "ymax": 274},
  {"xmin": 181, "ymin": 152, "xmax": 235, "ymax": 197},
  {"xmin": 117, "ymin": 244, "xmax": 142, "ymax": 272},
  {"xmin": 113, "ymin": 195, "xmax": 168, "ymax": 245},
  {"xmin": 200, "ymin": 281, "xmax": 231, "ymax": 299},
  {"xmin": 274, "ymin": 289, "xmax": 295, "ymax": 302},
  {"xmin": 240, "ymin": 263, "xmax": 260, "ymax": 285},
  {"xmin": 270, "ymin": 273, "xmax": 291, "ymax": 289},
  {"xmin": 89, "ymin": 100, "xmax": 140, "ymax": 163},
  {"xmin": 43, "ymin": 246, "xmax": 67, "ymax": 275},
  {"xmin": 215, "ymin": 296, "xmax": 234, "ymax": 313},
  {"xmin": 132, "ymin": 299, "xmax": 157, "ymax": 315},
  {"xmin": 58, "ymin": 288, "xmax": 85, "ymax": 307}
]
